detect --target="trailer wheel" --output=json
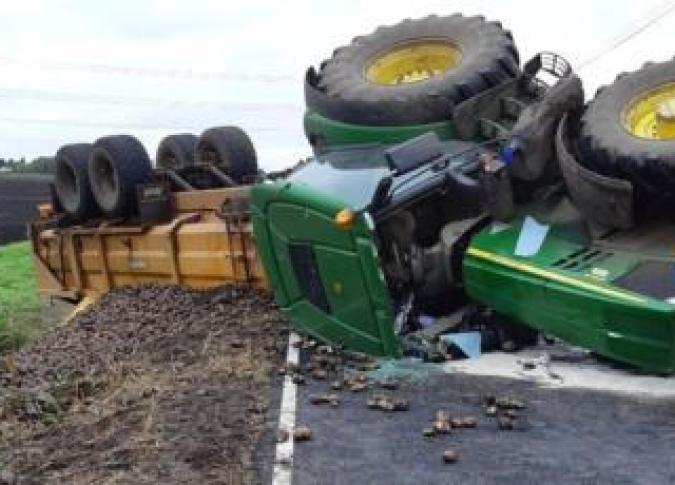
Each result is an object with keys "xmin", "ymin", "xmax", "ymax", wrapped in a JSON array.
[
  {"xmin": 54, "ymin": 143, "xmax": 99, "ymax": 220},
  {"xmin": 579, "ymin": 59, "xmax": 675, "ymax": 212},
  {"xmin": 195, "ymin": 126, "xmax": 258, "ymax": 183},
  {"xmin": 156, "ymin": 133, "xmax": 198, "ymax": 169},
  {"xmin": 306, "ymin": 14, "xmax": 519, "ymax": 126},
  {"xmin": 88, "ymin": 135, "xmax": 154, "ymax": 218}
]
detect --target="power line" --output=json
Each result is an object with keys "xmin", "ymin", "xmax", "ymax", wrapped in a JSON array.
[
  {"xmin": 0, "ymin": 87, "xmax": 298, "ymax": 111},
  {"xmin": 0, "ymin": 116, "xmax": 281, "ymax": 132},
  {"xmin": 578, "ymin": 1, "xmax": 675, "ymax": 70},
  {"xmin": 0, "ymin": 55, "xmax": 298, "ymax": 83}
]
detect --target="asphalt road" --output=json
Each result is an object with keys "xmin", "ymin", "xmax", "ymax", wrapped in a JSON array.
[{"xmin": 288, "ymin": 363, "xmax": 675, "ymax": 485}]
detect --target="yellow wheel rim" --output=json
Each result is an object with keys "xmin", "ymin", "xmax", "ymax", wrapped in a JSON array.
[
  {"xmin": 365, "ymin": 40, "xmax": 462, "ymax": 86},
  {"xmin": 623, "ymin": 82, "xmax": 675, "ymax": 139}
]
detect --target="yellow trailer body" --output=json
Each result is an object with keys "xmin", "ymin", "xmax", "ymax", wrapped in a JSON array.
[{"xmin": 29, "ymin": 187, "xmax": 267, "ymax": 300}]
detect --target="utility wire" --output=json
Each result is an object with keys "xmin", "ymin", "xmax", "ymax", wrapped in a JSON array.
[
  {"xmin": 0, "ymin": 87, "xmax": 297, "ymax": 111},
  {"xmin": 578, "ymin": 0, "xmax": 675, "ymax": 70},
  {"xmin": 0, "ymin": 55, "xmax": 297, "ymax": 83},
  {"xmin": 0, "ymin": 116, "xmax": 279, "ymax": 132}
]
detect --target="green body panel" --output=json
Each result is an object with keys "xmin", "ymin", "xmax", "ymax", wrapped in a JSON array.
[
  {"xmin": 304, "ymin": 110, "xmax": 456, "ymax": 149},
  {"xmin": 464, "ymin": 218, "xmax": 675, "ymax": 373},
  {"xmin": 251, "ymin": 181, "xmax": 401, "ymax": 357}
]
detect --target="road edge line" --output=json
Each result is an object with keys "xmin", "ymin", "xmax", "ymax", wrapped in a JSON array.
[{"xmin": 272, "ymin": 332, "xmax": 300, "ymax": 485}]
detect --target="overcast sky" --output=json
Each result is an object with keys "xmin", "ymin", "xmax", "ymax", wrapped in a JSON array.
[{"xmin": 1, "ymin": 0, "xmax": 674, "ymax": 170}]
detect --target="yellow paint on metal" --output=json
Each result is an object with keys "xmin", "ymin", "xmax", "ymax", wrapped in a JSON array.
[
  {"xmin": 466, "ymin": 247, "xmax": 647, "ymax": 305},
  {"xmin": 32, "ymin": 188, "xmax": 267, "ymax": 298},
  {"xmin": 623, "ymin": 82, "xmax": 675, "ymax": 139},
  {"xmin": 62, "ymin": 295, "xmax": 99, "ymax": 326},
  {"xmin": 365, "ymin": 40, "xmax": 462, "ymax": 85}
]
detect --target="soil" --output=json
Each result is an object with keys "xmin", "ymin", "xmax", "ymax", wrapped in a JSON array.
[
  {"xmin": 0, "ymin": 175, "xmax": 51, "ymax": 245},
  {"xmin": 0, "ymin": 285, "xmax": 287, "ymax": 484}
]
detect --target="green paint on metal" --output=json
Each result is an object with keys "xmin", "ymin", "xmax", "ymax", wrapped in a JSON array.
[
  {"xmin": 463, "ymin": 218, "xmax": 675, "ymax": 374},
  {"xmin": 251, "ymin": 181, "xmax": 401, "ymax": 357},
  {"xmin": 304, "ymin": 110, "xmax": 456, "ymax": 149}
]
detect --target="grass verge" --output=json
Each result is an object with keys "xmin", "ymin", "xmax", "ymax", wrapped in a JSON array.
[{"xmin": 0, "ymin": 241, "xmax": 42, "ymax": 350}]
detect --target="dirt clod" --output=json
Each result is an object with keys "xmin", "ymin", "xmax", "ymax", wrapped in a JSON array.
[
  {"xmin": 293, "ymin": 425, "xmax": 312, "ymax": 441},
  {"xmin": 442, "ymin": 449, "xmax": 459, "ymax": 464},
  {"xmin": 379, "ymin": 378, "xmax": 399, "ymax": 390},
  {"xmin": 433, "ymin": 410, "xmax": 452, "ymax": 434},
  {"xmin": 497, "ymin": 415, "xmax": 515, "ymax": 430},
  {"xmin": 309, "ymin": 393, "xmax": 339, "ymax": 406},
  {"xmin": 311, "ymin": 369, "xmax": 328, "ymax": 380},
  {"xmin": 496, "ymin": 397, "xmax": 526, "ymax": 410},
  {"xmin": 330, "ymin": 380, "xmax": 343, "ymax": 391},
  {"xmin": 292, "ymin": 374, "xmax": 306, "ymax": 385}
]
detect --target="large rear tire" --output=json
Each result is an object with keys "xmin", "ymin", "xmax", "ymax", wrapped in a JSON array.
[
  {"xmin": 88, "ymin": 135, "xmax": 154, "ymax": 218},
  {"xmin": 306, "ymin": 14, "xmax": 519, "ymax": 126},
  {"xmin": 579, "ymin": 59, "xmax": 675, "ymax": 211},
  {"xmin": 195, "ymin": 126, "xmax": 258, "ymax": 183},
  {"xmin": 54, "ymin": 143, "xmax": 99, "ymax": 220},
  {"xmin": 156, "ymin": 133, "xmax": 198, "ymax": 169}
]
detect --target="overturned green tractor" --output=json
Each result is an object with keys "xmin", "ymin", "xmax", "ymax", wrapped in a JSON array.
[{"xmin": 253, "ymin": 14, "xmax": 675, "ymax": 373}]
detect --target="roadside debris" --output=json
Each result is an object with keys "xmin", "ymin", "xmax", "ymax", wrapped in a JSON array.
[
  {"xmin": 451, "ymin": 416, "xmax": 478, "ymax": 429},
  {"xmin": 433, "ymin": 410, "xmax": 452, "ymax": 434},
  {"xmin": 366, "ymin": 394, "xmax": 409, "ymax": 412},
  {"xmin": 293, "ymin": 425, "xmax": 313, "ymax": 442},
  {"xmin": 497, "ymin": 415, "xmax": 515, "ymax": 430},
  {"xmin": 309, "ymin": 393, "xmax": 340, "ymax": 407},
  {"xmin": 442, "ymin": 449, "xmax": 459, "ymax": 464},
  {"xmin": 292, "ymin": 374, "xmax": 306, "ymax": 385},
  {"xmin": 330, "ymin": 380, "xmax": 344, "ymax": 391},
  {"xmin": 379, "ymin": 378, "xmax": 399, "ymax": 390}
]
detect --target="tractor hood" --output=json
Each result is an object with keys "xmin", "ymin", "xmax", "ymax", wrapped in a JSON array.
[{"xmin": 251, "ymin": 177, "xmax": 401, "ymax": 357}]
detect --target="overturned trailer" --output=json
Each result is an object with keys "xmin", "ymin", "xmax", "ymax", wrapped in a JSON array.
[
  {"xmin": 31, "ymin": 187, "xmax": 266, "ymax": 300},
  {"xmin": 30, "ymin": 126, "xmax": 266, "ymax": 300}
]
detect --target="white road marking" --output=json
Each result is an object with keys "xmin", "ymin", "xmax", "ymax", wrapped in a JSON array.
[{"xmin": 272, "ymin": 332, "xmax": 301, "ymax": 485}]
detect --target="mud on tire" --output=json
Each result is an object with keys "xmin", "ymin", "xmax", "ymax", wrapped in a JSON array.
[
  {"xmin": 88, "ymin": 135, "xmax": 154, "ymax": 218},
  {"xmin": 579, "ymin": 59, "xmax": 675, "ymax": 212},
  {"xmin": 305, "ymin": 13, "xmax": 520, "ymax": 126}
]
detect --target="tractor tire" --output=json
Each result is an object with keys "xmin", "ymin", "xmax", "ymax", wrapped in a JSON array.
[
  {"xmin": 156, "ymin": 133, "xmax": 198, "ymax": 169},
  {"xmin": 306, "ymin": 14, "xmax": 519, "ymax": 126},
  {"xmin": 54, "ymin": 143, "xmax": 99, "ymax": 220},
  {"xmin": 195, "ymin": 126, "xmax": 258, "ymax": 183},
  {"xmin": 88, "ymin": 135, "xmax": 154, "ymax": 218},
  {"xmin": 578, "ymin": 59, "xmax": 675, "ymax": 211}
]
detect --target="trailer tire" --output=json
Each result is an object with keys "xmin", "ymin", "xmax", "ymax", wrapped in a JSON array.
[
  {"xmin": 55, "ymin": 143, "xmax": 99, "ymax": 220},
  {"xmin": 156, "ymin": 133, "xmax": 198, "ymax": 169},
  {"xmin": 88, "ymin": 135, "xmax": 154, "ymax": 218},
  {"xmin": 578, "ymin": 59, "xmax": 675, "ymax": 212},
  {"xmin": 195, "ymin": 126, "xmax": 257, "ymax": 183},
  {"xmin": 306, "ymin": 14, "xmax": 519, "ymax": 126}
]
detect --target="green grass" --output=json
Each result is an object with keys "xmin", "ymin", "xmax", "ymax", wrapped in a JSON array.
[{"xmin": 0, "ymin": 241, "xmax": 42, "ymax": 350}]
